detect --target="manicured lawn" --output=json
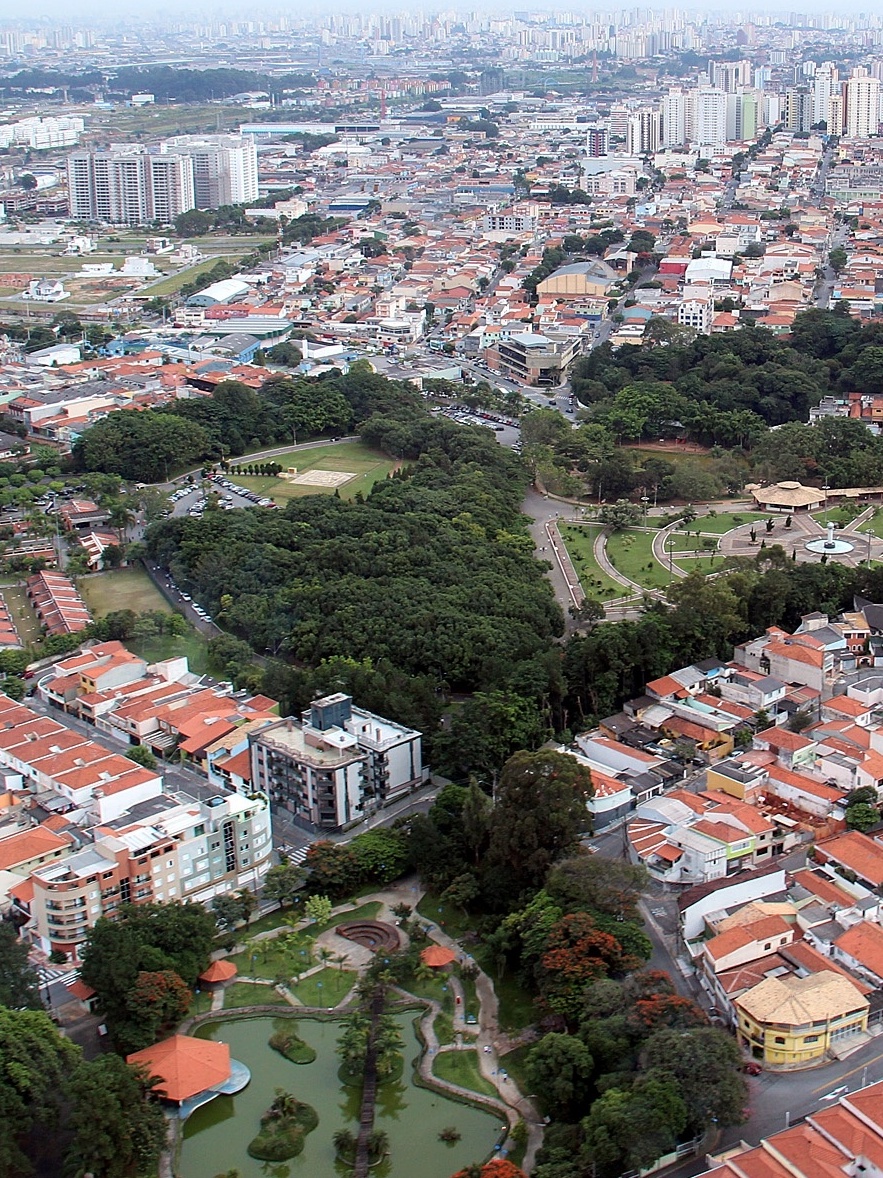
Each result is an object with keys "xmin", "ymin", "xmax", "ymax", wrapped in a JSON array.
[
  {"xmin": 126, "ymin": 629, "xmax": 210, "ymax": 674},
  {"xmin": 677, "ymin": 555, "xmax": 728, "ymax": 576},
  {"xmin": 229, "ymin": 934, "xmax": 313, "ymax": 983},
  {"xmin": 416, "ymin": 893, "xmax": 474, "ymax": 940},
  {"xmin": 666, "ymin": 529, "xmax": 718, "ymax": 553},
  {"xmin": 432, "ymin": 1050, "xmax": 498, "ymax": 1099},
  {"xmin": 558, "ymin": 524, "xmax": 626, "ymax": 601},
  {"xmin": 402, "ymin": 971, "xmax": 455, "ymax": 1012},
  {"xmin": 626, "ymin": 445, "xmax": 718, "ymax": 471},
  {"xmin": 858, "ymin": 510, "xmax": 883, "ymax": 539},
  {"xmin": 457, "ymin": 971, "xmax": 479, "ymax": 1021},
  {"xmin": 78, "ymin": 567, "xmax": 173, "ymax": 617},
  {"xmin": 435, "ymin": 1010, "xmax": 456, "ymax": 1046},
  {"xmin": 311, "ymin": 900, "xmax": 382, "ymax": 938},
  {"xmin": 225, "ymin": 908, "xmax": 290, "ymax": 940},
  {"xmin": 605, "ymin": 529, "xmax": 672, "ymax": 590},
  {"xmin": 223, "ymin": 981, "xmax": 289, "ymax": 1008},
  {"xmin": 689, "ymin": 512, "xmax": 768, "ymax": 535},
  {"xmin": 228, "ymin": 442, "xmax": 396, "ymax": 504},
  {"xmin": 813, "ymin": 506, "xmax": 867, "ymax": 529},
  {"xmin": 291, "ymin": 966, "xmax": 355, "ymax": 1008}
]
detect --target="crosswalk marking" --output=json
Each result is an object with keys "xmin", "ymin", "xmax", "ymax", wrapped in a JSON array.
[{"xmin": 35, "ymin": 966, "xmax": 79, "ymax": 988}]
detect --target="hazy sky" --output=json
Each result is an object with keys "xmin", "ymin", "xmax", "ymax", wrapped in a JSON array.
[{"xmin": 0, "ymin": 0, "xmax": 876, "ymax": 19}]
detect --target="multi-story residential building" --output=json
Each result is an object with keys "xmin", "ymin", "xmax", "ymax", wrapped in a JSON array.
[
  {"xmin": 692, "ymin": 87, "xmax": 728, "ymax": 149},
  {"xmin": 725, "ymin": 90, "xmax": 758, "ymax": 142},
  {"xmin": 250, "ymin": 693, "xmax": 425, "ymax": 832},
  {"xmin": 678, "ymin": 296, "xmax": 712, "ymax": 334},
  {"xmin": 813, "ymin": 61, "xmax": 839, "ymax": 126},
  {"xmin": 585, "ymin": 126, "xmax": 608, "ymax": 157},
  {"xmin": 482, "ymin": 208, "xmax": 539, "ymax": 234},
  {"xmin": 161, "ymin": 134, "xmax": 259, "ymax": 209},
  {"xmin": 67, "ymin": 148, "xmax": 195, "ymax": 225},
  {"xmin": 843, "ymin": 68, "xmax": 881, "ymax": 139},
  {"xmin": 660, "ymin": 87, "xmax": 689, "ymax": 147},
  {"xmin": 626, "ymin": 108, "xmax": 661, "ymax": 155},
  {"xmin": 785, "ymin": 87, "xmax": 814, "ymax": 133},
  {"xmin": 17, "ymin": 790, "xmax": 272, "ymax": 960}
]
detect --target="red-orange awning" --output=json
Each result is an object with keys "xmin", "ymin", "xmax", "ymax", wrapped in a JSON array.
[
  {"xmin": 127, "ymin": 1034, "xmax": 231, "ymax": 1103},
  {"xmin": 199, "ymin": 959, "xmax": 238, "ymax": 984},
  {"xmin": 421, "ymin": 944, "xmax": 456, "ymax": 968}
]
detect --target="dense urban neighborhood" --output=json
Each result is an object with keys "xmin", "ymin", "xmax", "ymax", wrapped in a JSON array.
[{"xmin": 4, "ymin": 7, "xmax": 883, "ymax": 1178}]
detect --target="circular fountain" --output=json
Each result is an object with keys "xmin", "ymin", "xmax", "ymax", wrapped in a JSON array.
[{"xmin": 805, "ymin": 520, "xmax": 854, "ymax": 556}]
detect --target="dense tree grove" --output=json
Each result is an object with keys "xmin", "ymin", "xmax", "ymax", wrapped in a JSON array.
[
  {"xmin": 78, "ymin": 901, "xmax": 217, "ymax": 1052},
  {"xmin": 0, "ymin": 1006, "xmax": 165, "ymax": 1178},
  {"xmin": 73, "ymin": 362, "xmax": 425, "ymax": 482},
  {"xmin": 146, "ymin": 406, "xmax": 562, "ymax": 743},
  {"xmin": 518, "ymin": 308, "xmax": 883, "ymax": 500}
]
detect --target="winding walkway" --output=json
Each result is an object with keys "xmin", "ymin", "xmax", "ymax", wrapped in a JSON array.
[{"xmin": 204, "ymin": 882, "xmax": 543, "ymax": 1169}]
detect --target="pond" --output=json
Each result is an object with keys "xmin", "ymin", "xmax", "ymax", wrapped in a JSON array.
[{"xmin": 179, "ymin": 1013, "xmax": 505, "ymax": 1178}]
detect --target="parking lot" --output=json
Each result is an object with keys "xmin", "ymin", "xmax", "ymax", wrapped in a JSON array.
[{"xmin": 168, "ymin": 476, "xmax": 276, "ymax": 519}]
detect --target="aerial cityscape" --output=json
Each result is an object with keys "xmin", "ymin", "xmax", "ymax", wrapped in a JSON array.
[{"xmin": 3, "ymin": 6, "xmax": 883, "ymax": 1178}]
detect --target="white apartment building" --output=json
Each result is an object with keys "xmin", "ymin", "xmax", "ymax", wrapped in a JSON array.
[
  {"xmin": 627, "ymin": 108, "xmax": 662, "ymax": 155},
  {"xmin": 693, "ymin": 87, "xmax": 728, "ymax": 150},
  {"xmin": 660, "ymin": 86, "xmax": 728, "ymax": 149},
  {"xmin": 661, "ymin": 88, "xmax": 689, "ymax": 148},
  {"xmin": 0, "ymin": 115, "xmax": 83, "ymax": 150},
  {"xmin": 678, "ymin": 297, "xmax": 712, "ymax": 334},
  {"xmin": 813, "ymin": 62, "xmax": 839, "ymax": 126},
  {"xmin": 250, "ymin": 693, "xmax": 425, "ymax": 832},
  {"xmin": 161, "ymin": 134, "xmax": 259, "ymax": 209},
  {"xmin": 843, "ymin": 68, "xmax": 881, "ymax": 139},
  {"xmin": 67, "ymin": 148, "xmax": 195, "ymax": 225}
]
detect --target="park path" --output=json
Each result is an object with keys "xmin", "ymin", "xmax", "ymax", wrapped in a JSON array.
[
  {"xmin": 204, "ymin": 881, "xmax": 544, "ymax": 1170},
  {"xmin": 416, "ymin": 911, "xmax": 544, "ymax": 1172}
]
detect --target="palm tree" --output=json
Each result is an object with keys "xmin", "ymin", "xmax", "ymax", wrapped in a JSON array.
[
  {"xmin": 367, "ymin": 1130, "xmax": 389, "ymax": 1160},
  {"xmin": 268, "ymin": 1089, "xmax": 298, "ymax": 1120},
  {"xmin": 332, "ymin": 1128, "xmax": 356, "ymax": 1159},
  {"xmin": 318, "ymin": 946, "xmax": 333, "ymax": 969},
  {"xmin": 107, "ymin": 500, "xmax": 135, "ymax": 544}
]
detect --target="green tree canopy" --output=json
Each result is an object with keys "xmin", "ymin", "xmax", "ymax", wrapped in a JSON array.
[{"xmin": 0, "ymin": 921, "xmax": 41, "ymax": 1010}]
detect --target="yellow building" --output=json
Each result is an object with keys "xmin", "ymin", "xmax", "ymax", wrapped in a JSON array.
[
  {"xmin": 536, "ymin": 260, "xmax": 617, "ymax": 299},
  {"xmin": 735, "ymin": 970, "xmax": 869, "ymax": 1069}
]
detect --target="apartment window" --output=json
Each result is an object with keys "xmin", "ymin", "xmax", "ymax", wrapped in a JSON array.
[
  {"xmin": 774, "ymin": 1036, "xmax": 786, "ymax": 1045},
  {"xmin": 804, "ymin": 1035, "xmax": 819, "ymax": 1044}
]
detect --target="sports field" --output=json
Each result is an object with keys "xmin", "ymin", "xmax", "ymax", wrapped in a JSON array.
[{"xmin": 229, "ymin": 442, "xmax": 396, "ymax": 502}]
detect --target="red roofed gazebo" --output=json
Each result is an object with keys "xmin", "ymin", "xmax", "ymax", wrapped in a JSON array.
[
  {"xmin": 421, "ymin": 944, "xmax": 456, "ymax": 969},
  {"xmin": 127, "ymin": 1034, "xmax": 231, "ymax": 1105},
  {"xmin": 199, "ymin": 959, "xmax": 238, "ymax": 985}
]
